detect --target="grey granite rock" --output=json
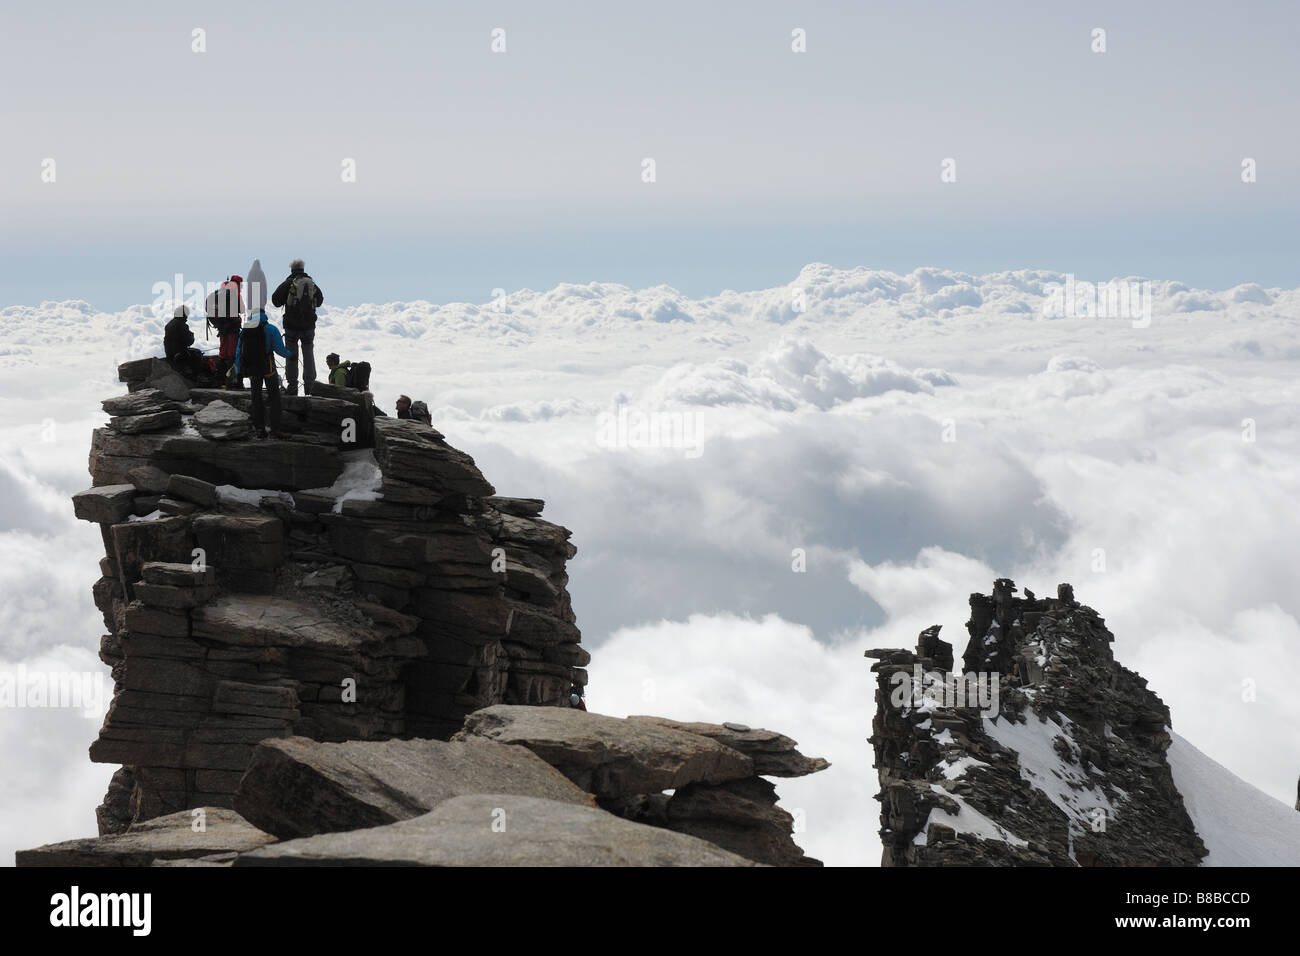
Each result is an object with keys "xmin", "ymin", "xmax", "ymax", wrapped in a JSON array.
[{"xmin": 233, "ymin": 793, "xmax": 755, "ymax": 867}]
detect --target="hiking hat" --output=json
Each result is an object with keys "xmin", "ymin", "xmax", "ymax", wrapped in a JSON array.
[
  {"xmin": 173, "ymin": 305, "xmax": 189, "ymax": 319},
  {"xmin": 241, "ymin": 312, "xmax": 262, "ymax": 330}
]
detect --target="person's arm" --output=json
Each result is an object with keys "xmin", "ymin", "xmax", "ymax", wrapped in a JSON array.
[
  {"xmin": 313, "ymin": 282, "xmax": 323, "ymax": 307},
  {"xmin": 268, "ymin": 325, "xmax": 293, "ymax": 360},
  {"xmin": 271, "ymin": 277, "xmax": 290, "ymax": 308}
]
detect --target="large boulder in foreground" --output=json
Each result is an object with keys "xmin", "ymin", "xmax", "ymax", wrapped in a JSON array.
[
  {"xmin": 454, "ymin": 705, "xmax": 753, "ymax": 796},
  {"xmin": 15, "ymin": 808, "xmax": 273, "ymax": 867},
  {"xmin": 233, "ymin": 793, "xmax": 756, "ymax": 867},
  {"xmin": 233, "ymin": 735, "xmax": 594, "ymax": 839}
]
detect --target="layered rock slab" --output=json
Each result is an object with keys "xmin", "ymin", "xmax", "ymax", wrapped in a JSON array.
[
  {"xmin": 16, "ymin": 808, "xmax": 273, "ymax": 867},
  {"xmin": 233, "ymin": 794, "xmax": 756, "ymax": 867},
  {"xmin": 455, "ymin": 705, "xmax": 753, "ymax": 795},
  {"xmin": 233, "ymin": 735, "xmax": 593, "ymax": 839},
  {"xmin": 628, "ymin": 716, "xmax": 830, "ymax": 777},
  {"xmin": 74, "ymin": 367, "xmax": 589, "ymax": 831}
]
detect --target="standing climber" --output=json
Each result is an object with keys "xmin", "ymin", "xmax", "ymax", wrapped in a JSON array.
[
  {"xmin": 232, "ymin": 305, "xmax": 292, "ymax": 440},
  {"xmin": 271, "ymin": 257, "xmax": 324, "ymax": 396},
  {"xmin": 204, "ymin": 274, "xmax": 244, "ymax": 386}
]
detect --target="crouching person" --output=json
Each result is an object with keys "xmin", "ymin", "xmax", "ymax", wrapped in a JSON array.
[
  {"xmin": 325, "ymin": 353, "xmax": 351, "ymax": 386},
  {"xmin": 164, "ymin": 305, "xmax": 208, "ymax": 380},
  {"xmin": 233, "ymin": 308, "xmax": 292, "ymax": 440}
]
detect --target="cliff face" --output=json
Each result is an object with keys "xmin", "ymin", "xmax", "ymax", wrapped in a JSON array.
[
  {"xmin": 48, "ymin": 358, "xmax": 828, "ymax": 867},
  {"xmin": 79, "ymin": 359, "xmax": 587, "ymax": 832},
  {"xmin": 866, "ymin": 579, "xmax": 1206, "ymax": 866}
]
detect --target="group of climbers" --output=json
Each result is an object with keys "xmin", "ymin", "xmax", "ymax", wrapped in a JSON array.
[{"xmin": 162, "ymin": 257, "xmax": 432, "ymax": 439}]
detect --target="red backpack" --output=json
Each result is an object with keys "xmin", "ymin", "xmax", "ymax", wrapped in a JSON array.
[{"xmin": 205, "ymin": 278, "xmax": 244, "ymax": 338}]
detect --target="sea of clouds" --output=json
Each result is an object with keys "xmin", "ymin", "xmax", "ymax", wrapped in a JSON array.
[{"xmin": 2, "ymin": 263, "xmax": 1297, "ymax": 866}]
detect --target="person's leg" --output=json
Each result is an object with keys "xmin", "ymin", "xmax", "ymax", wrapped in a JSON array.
[
  {"xmin": 285, "ymin": 330, "xmax": 301, "ymax": 395},
  {"xmin": 301, "ymin": 328, "xmax": 316, "ymax": 389},
  {"xmin": 249, "ymin": 375, "xmax": 266, "ymax": 434},
  {"xmin": 267, "ymin": 374, "xmax": 283, "ymax": 433}
]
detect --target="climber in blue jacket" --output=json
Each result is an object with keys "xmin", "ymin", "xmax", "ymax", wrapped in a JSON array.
[{"xmin": 232, "ymin": 307, "xmax": 293, "ymax": 440}]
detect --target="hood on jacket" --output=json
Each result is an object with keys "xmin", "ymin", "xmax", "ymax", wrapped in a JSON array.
[{"xmin": 241, "ymin": 310, "xmax": 268, "ymax": 330}]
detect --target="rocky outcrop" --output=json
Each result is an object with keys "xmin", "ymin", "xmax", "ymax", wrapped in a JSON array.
[
  {"xmin": 866, "ymin": 579, "xmax": 1206, "ymax": 866},
  {"xmin": 19, "ymin": 361, "xmax": 828, "ymax": 868},
  {"xmin": 456, "ymin": 705, "xmax": 828, "ymax": 866},
  {"xmin": 232, "ymin": 794, "xmax": 756, "ymax": 867},
  {"xmin": 24, "ymin": 704, "xmax": 827, "ymax": 866},
  {"xmin": 15, "ymin": 808, "xmax": 273, "ymax": 867},
  {"xmin": 455, "ymin": 705, "xmax": 754, "ymax": 795},
  {"xmin": 232, "ymin": 736, "xmax": 593, "ymax": 838},
  {"xmin": 79, "ymin": 362, "xmax": 587, "ymax": 831}
]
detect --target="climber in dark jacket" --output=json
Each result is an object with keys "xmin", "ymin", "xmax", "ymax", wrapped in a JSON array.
[
  {"xmin": 233, "ymin": 309, "xmax": 293, "ymax": 440},
  {"xmin": 164, "ymin": 306, "xmax": 207, "ymax": 380},
  {"xmin": 271, "ymin": 258, "xmax": 324, "ymax": 396}
]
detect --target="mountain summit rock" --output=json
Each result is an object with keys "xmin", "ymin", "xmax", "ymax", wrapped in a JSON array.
[{"xmin": 19, "ymin": 362, "xmax": 827, "ymax": 867}]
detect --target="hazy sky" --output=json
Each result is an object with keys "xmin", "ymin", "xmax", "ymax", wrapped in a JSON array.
[{"xmin": 2, "ymin": 0, "xmax": 1298, "ymax": 306}]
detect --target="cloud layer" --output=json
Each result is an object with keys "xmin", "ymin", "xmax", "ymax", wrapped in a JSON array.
[{"xmin": 3, "ymin": 263, "xmax": 1298, "ymax": 865}]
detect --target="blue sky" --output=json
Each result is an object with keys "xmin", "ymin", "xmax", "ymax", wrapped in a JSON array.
[{"xmin": 2, "ymin": 0, "xmax": 1297, "ymax": 308}]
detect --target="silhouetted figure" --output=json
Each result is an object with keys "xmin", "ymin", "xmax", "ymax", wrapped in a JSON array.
[
  {"xmin": 234, "ymin": 308, "xmax": 292, "ymax": 440},
  {"xmin": 271, "ymin": 257, "xmax": 323, "ymax": 395},
  {"xmin": 164, "ymin": 306, "xmax": 207, "ymax": 380}
]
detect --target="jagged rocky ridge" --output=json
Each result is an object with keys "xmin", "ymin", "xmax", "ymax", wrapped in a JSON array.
[
  {"xmin": 866, "ymin": 579, "xmax": 1206, "ymax": 866},
  {"xmin": 20, "ymin": 358, "xmax": 827, "ymax": 866}
]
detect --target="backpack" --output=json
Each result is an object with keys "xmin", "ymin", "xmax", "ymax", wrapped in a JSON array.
[
  {"xmin": 344, "ymin": 361, "xmax": 371, "ymax": 390},
  {"xmin": 205, "ymin": 284, "xmax": 242, "ymax": 337},
  {"xmin": 284, "ymin": 274, "xmax": 317, "ymax": 326},
  {"xmin": 239, "ymin": 325, "xmax": 270, "ymax": 378},
  {"xmin": 410, "ymin": 400, "xmax": 431, "ymax": 425}
]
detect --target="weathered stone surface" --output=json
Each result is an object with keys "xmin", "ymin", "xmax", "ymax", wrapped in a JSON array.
[
  {"xmin": 90, "ymin": 427, "xmax": 342, "ymax": 490},
  {"xmin": 80, "ymin": 386, "xmax": 588, "ymax": 831},
  {"xmin": 628, "ymin": 716, "xmax": 830, "ymax": 778},
  {"xmin": 165, "ymin": 473, "xmax": 218, "ymax": 507},
  {"xmin": 233, "ymin": 794, "xmax": 754, "ymax": 867},
  {"xmin": 234, "ymin": 735, "xmax": 593, "ymax": 839},
  {"xmin": 73, "ymin": 484, "xmax": 136, "ymax": 524},
  {"xmin": 486, "ymin": 496, "xmax": 545, "ymax": 517},
  {"xmin": 373, "ymin": 418, "xmax": 495, "ymax": 497},
  {"xmin": 192, "ymin": 515, "xmax": 282, "ymax": 592},
  {"xmin": 193, "ymin": 400, "xmax": 248, "ymax": 440},
  {"xmin": 145, "ymin": 361, "xmax": 192, "ymax": 400},
  {"xmin": 455, "ymin": 705, "xmax": 753, "ymax": 796},
  {"xmin": 141, "ymin": 560, "xmax": 214, "ymax": 587},
  {"xmin": 158, "ymin": 496, "xmax": 197, "ymax": 516},
  {"xmin": 663, "ymin": 777, "xmax": 819, "ymax": 867},
  {"xmin": 111, "ymin": 410, "xmax": 182, "ymax": 434},
  {"xmin": 132, "ymin": 581, "xmax": 217, "ymax": 609},
  {"xmin": 867, "ymin": 579, "xmax": 1208, "ymax": 867},
  {"xmin": 305, "ymin": 381, "xmax": 368, "ymax": 403},
  {"xmin": 103, "ymin": 388, "xmax": 181, "ymax": 418},
  {"xmin": 128, "ymin": 464, "xmax": 172, "ymax": 493},
  {"xmin": 16, "ymin": 808, "xmax": 274, "ymax": 867},
  {"xmin": 111, "ymin": 515, "xmax": 194, "ymax": 600}
]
